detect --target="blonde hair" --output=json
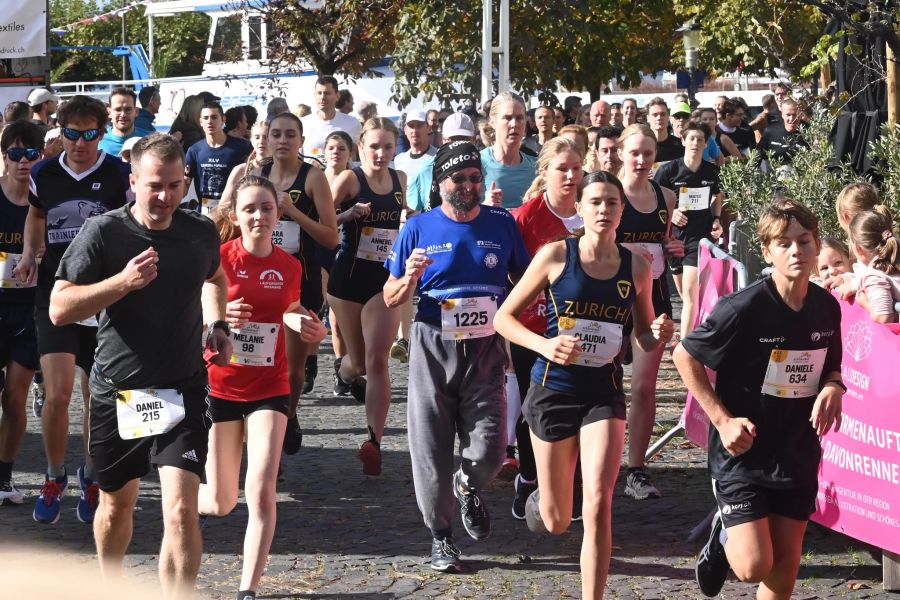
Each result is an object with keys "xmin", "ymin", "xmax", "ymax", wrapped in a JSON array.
[
  {"xmin": 522, "ymin": 137, "xmax": 584, "ymax": 200},
  {"xmin": 557, "ymin": 125, "xmax": 588, "ymax": 161},
  {"xmin": 836, "ymin": 182, "xmax": 880, "ymax": 230},
  {"xmin": 359, "ymin": 117, "xmax": 398, "ymax": 143},
  {"xmin": 757, "ymin": 197, "xmax": 819, "ymax": 248},
  {"xmin": 482, "ymin": 91, "xmax": 527, "ymax": 146},
  {"xmin": 616, "ymin": 123, "xmax": 656, "ymax": 177},
  {"xmin": 849, "ymin": 205, "xmax": 900, "ymax": 275}
]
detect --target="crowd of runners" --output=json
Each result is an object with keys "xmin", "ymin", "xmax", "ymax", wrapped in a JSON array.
[{"xmin": 1, "ymin": 75, "xmax": 895, "ymax": 599}]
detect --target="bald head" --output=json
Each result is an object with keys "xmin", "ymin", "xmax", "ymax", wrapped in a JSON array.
[{"xmin": 590, "ymin": 101, "xmax": 611, "ymax": 127}]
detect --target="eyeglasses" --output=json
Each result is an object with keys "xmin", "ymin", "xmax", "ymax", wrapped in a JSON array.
[
  {"xmin": 5, "ymin": 147, "xmax": 41, "ymax": 161},
  {"xmin": 62, "ymin": 127, "xmax": 101, "ymax": 142},
  {"xmin": 449, "ymin": 173, "xmax": 484, "ymax": 185}
]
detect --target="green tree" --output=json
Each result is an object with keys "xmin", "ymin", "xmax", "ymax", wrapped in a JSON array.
[{"xmin": 390, "ymin": 0, "xmax": 678, "ymax": 107}]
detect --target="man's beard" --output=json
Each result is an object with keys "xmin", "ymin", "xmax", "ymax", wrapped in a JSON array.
[{"xmin": 441, "ymin": 188, "xmax": 480, "ymax": 213}]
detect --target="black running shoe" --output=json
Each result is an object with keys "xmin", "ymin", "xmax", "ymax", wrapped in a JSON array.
[
  {"xmin": 282, "ymin": 414, "xmax": 303, "ymax": 455},
  {"xmin": 301, "ymin": 356, "xmax": 318, "ymax": 394},
  {"xmin": 696, "ymin": 512, "xmax": 729, "ymax": 597},
  {"xmin": 511, "ymin": 475, "xmax": 537, "ymax": 521},
  {"xmin": 333, "ymin": 358, "xmax": 350, "ymax": 396},
  {"xmin": 430, "ymin": 536, "xmax": 463, "ymax": 573},
  {"xmin": 349, "ymin": 376, "xmax": 367, "ymax": 404},
  {"xmin": 453, "ymin": 471, "xmax": 491, "ymax": 540}
]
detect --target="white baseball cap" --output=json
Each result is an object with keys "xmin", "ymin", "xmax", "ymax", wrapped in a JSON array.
[
  {"xmin": 441, "ymin": 113, "xmax": 475, "ymax": 138},
  {"xmin": 120, "ymin": 136, "xmax": 141, "ymax": 156},
  {"xmin": 28, "ymin": 88, "xmax": 60, "ymax": 107},
  {"xmin": 405, "ymin": 110, "xmax": 428, "ymax": 125}
]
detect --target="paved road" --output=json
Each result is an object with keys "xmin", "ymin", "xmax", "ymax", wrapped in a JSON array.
[{"xmin": 1, "ymin": 332, "xmax": 891, "ymax": 598}]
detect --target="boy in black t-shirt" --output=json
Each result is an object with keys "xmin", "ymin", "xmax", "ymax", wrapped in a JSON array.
[{"xmin": 674, "ymin": 198, "xmax": 844, "ymax": 598}]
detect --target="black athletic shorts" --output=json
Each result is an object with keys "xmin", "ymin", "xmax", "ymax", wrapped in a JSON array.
[
  {"xmin": 327, "ymin": 256, "xmax": 389, "ymax": 305},
  {"xmin": 0, "ymin": 304, "xmax": 39, "ymax": 371},
  {"xmin": 713, "ymin": 478, "xmax": 817, "ymax": 528},
  {"xmin": 294, "ymin": 252, "xmax": 324, "ymax": 313},
  {"xmin": 523, "ymin": 382, "xmax": 626, "ymax": 443},
  {"xmin": 316, "ymin": 244, "xmax": 338, "ymax": 274},
  {"xmin": 34, "ymin": 307, "xmax": 96, "ymax": 373},
  {"xmin": 207, "ymin": 394, "xmax": 290, "ymax": 423},
  {"xmin": 88, "ymin": 371, "xmax": 211, "ymax": 492},
  {"xmin": 667, "ymin": 239, "xmax": 701, "ymax": 274}
]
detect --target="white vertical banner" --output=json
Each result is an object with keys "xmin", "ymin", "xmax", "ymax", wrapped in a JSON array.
[{"xmin": 0, "ymin": 0, "xmax": 48, "ymax": 58}]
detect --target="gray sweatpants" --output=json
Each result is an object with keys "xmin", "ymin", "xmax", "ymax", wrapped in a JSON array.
[{"xmin": 407, "ymin": 321, "xmax": 508, "ymax": 532}]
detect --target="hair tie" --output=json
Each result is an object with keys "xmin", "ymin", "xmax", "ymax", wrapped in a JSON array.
[{"xmin": 883, "ymin": 230, "xmax": 893, "ymax": 242}]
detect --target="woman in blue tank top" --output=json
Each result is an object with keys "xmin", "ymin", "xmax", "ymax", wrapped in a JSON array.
[
  {"xmin": 495, "ymin": 171, "xmax": 674, "ymax": 599},
  {"xmin": 327, "ymin": 117, "xmax": 406, "ymax": 476}
]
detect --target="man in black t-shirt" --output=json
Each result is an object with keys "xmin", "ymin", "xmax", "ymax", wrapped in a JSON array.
[
  {"xmin": 645, "ymin": 97, "xmax": 684, "ymax": 174},
  {"xmin": 50, "ymin": 133, "xmax": 231, "ymax": 597},
  {"xmin": 674, "ymin": 198, "xmax": 843, "ymax": 598},
  {"xmin": 758, "ymin": 98, "xmax": 807, "ymax": 169}
]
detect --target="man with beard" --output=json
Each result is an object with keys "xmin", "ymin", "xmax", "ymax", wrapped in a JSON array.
[
  {"xmin": 384, "ymin": 141, "xmax": 530, "ymax": 573},
  {"xmin": 758, "ymin": 98, "xmax": 807, "ymax": 169},
  {"xmin": 98, "ymin": 88, "xmax": 156, "ymax": 157}
]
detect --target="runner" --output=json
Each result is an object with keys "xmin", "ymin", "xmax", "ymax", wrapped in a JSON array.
[
  {"xmin": 589, "ymin": 101, "xmax": 611, "ymax": 128},
  {"xmin": 98, "ymin": 87, "xmax": 156, "ymax": 157},
  {"xmin": 610, "ymin": 102, "xmax": 624, "ymax": 128},
  {"xmin": 14, "ymin": 95, "xmax": 131, "ymax": 525},
  {"xmin": 614, "ymin": 124, "xmax": 683, "ymax": 500},
  {"xmin": 673, "ymin": 198, "xmax": 843, "ymax": 599},
  {"xmin": 595, "ymin": 126, "xmax": 623, "ymax": 174},
  {"xmin": 715, "ymin": 100, "xmax": 754, "ymax": 159},
  {"xmin": 384, "ymin": 140, "xmax": 530, "ymax": 573},
  {"xmin": 300, "ymin": 75, "xmax": 362, "ymax": 162},
  {"xmin": 653, "ymin": 121, "xmax": 723, "ymax": 339},
  {"xmin": 496, "ymin": 170, "xmax": 674, "ymax": 599},
  {"xmin": 199, "ymin": 175, "xmax": 327, "ymax": 600},
  {"xmin": 256, "ymin": 112, "xmax": 338, "ymax": 452},
  {"xmin": 217, "ymin": 120, "xmax": 271, "ymax": 220},
  {"xmin": 406, "ymin": 113, "xmax": 478, "ymax": 213},
  {"xmin": 0, "ymin": 121, "xmax": 43, "ymax": 506},
  {"xmin": 481, "ymin": 92, "xmax": 538, "ymax": 210},
  {"xmin": 328, "ymin": 117, "xmax": 405, "ymax": 476},
  {"xmin": 521, "ymin": 105, "xmax": 556, "ymax": 156},
  {"xmin": 50, "ymin": 133, "xmax": 232, "ymax": 598},
  {"xmin": 645, "ymin": 98, "xmax": 683, "ymax": 175},
  {"xmin": 508, "ymin": 137, "xmax": 586, "ymax": 520},
  {"xmin": 758, "ymin": 99, "xmax": 807, "ymax": 170},
  {"xmin": 27, "ymin": 88, "xmax": 58, "ymax": 137}
]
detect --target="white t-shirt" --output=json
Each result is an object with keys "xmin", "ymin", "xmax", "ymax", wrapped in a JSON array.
[
  {"xmin": 301, "ymin": 112, "xmax": 362, "ymax": 160},
  {"xmin": 393, "ymin": 146, "xmax": 437, "ymax": 185}
]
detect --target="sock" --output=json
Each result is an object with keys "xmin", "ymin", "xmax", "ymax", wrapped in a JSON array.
[
  {"xmin": 504, "ymin": 372, "xmax": 521, "ymax": 443},
  {"xmin": 431, "ymin": 527, "xmax": 453, "ymax": 541},
  {"xmin": 627, "ymin": 466, "xmax": 643, "ymax": 474},
  {"xmin": 367, "ymin": 425, "xmax": 380, "ymax": 447},
  {"xmin": 83, "ymin": 463, "xmax": 96, "ymax": 481},
  {"xmin": 0, "ymin": 460, "xmax": 12, "ymax": 482},
  {"xmin": 237, "ymin": 591, "xmax": 256, "ymax": 600},
  {"xmin": 48, "ymin": 464, "xmax": 66, "ymax": 478},
  {"xmin": 333, "ymin": 357, "xmax": 342, "ymax": 373},
  {"xmin": 305, "ymin": 354, "xmax": 318, "ymax": 370}
]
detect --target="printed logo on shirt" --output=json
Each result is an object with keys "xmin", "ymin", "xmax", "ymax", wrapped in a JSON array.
[
  {"xmin": 394, "ymin": 191, "xmax": 404, "ymax": 206},
  {"xmin": 259, "ymin": 269, "xmax": 285, "ymax": 290},
  {"xmin": 237, "ymin": 269, "xmax": 249, "ymax": 279},
  {"xmin": 810, "ymin": 329, "xmax": 835, "ymax": 342},
  {"xmin": 92, "ymin": 183, "xmax": 101, "ymax": 190},
  {"xmin": 483, "ymin": 252, "xmax": 498, "ymax": 268},
  {"xmin": 759, "ymin": 336, "xmax": 786, "ymax": 344},
  {"xmin": 45, "ymin": 199, "xmax": 109, "ymax": 244},
  {"xmin": 477, "ymin": 240, "xmax": 502, "ymax": 250},
  {"xmin": 658, "ymin": 209, "xmax": 668, "ymax": 225},
  {"xmin": 426, "ymin": 242, "xmax": 453, "ymax": 254},
  {"xmin": 289, "ymin": 190, "xmax": 302, "ymax": 205},
  {"xmin": 616, "ymin": 280, "xmax": 632, "ymax": 300},
  {"xmin": 721, "ymin": 501, "xmax": 750, "ymax": 515}
]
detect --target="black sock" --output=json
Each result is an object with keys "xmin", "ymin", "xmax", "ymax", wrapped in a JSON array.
[
  {"xmin": 305, "ymin": 354, "xmax": 318, "ymax": 369},
  {"xmin": 237, "ymin": 591, "xmax": 255, "ymax": 600},
  {"xmin": 0, "ymin": 460, "xmax": 12, "ymax": 482},
  {"xmin": 367, "ymin": 425, "xmax": 380, "ymax": 447},
  {"xmin": 431, "ymin": 527, "xmax": 453, "ymax": 541},
  {"xmin": 628, "ymin": 466, "xmax": 643, "ymax": 474}
]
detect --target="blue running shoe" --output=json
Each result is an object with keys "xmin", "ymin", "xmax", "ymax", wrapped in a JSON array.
[
  {"xmin": 76, "ymin": 465, "xmax": 100, "ymax": 523},
  {"xmin": 33, "ymin": 471, "xmax": 68, "ymax": 524}
]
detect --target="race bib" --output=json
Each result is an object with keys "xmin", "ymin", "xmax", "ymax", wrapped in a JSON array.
[
  {"xmin": 440, "ymin": 296, "xmax": 497, "ymax": 340},
  {"xmin": 356, "ymin": 227, "xmax": 398, "ymax": 262},
  {"xmin": 559, "ymin": 317, "xmax": 623, "ymax": 367},
  {"xmin": 116, "ymin": 388, "xmax": 185, "ymax": 440},
  {"xmin": 649, "ymin": 160, "xmax": 671, "ymax": 178},
  {"xmin": 272, "ymin": 220, "xmax": 301, "ymax": 255},
  {"xmin": 678, "ymin": 186, "xmax": 711, "ymax": 211},
  {"xmin": 201, "ymin": 197, "xmax": 219, "ymax": 217},
  {"xmin": 0, "ymin": 252, "xmax": 35, "ymax": 289},
  {"xmin": 624, "ymin": 242, "xmax": 664, "ymax": 279},
  {"xmin": 761, "ymin": 348, "xmax": 827, "ymax": 398},
  {"xmin": 230, "ymin": 321, "xmax": 280, "ymax": 366}
]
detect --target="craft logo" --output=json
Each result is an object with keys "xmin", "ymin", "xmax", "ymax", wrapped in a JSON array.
[{"xmin": 844, "ymin": 320, "xmax": 873, "ymax": 362}]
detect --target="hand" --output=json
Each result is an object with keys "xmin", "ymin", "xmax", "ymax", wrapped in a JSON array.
[
  {"xmin": 663, "ymin": 237, "xmax": 685, "ymax": 258},
  {"xmin": 710, "ymin": 219, "xmax": 723, "ymax": 241},
  {"xmin": 822, "ymin": 272, "xmax": 852, "ymax": 291},
  {"xmin": 836, "ymin": 280, "xmax": 856, "ymax": 301},
  {"xmin": 44, "ymin": 136, "xmax": 63, "ymax": 158},
  {"xmin": 277, "ymin": 191, "xmax": 292, "ymax": 210},
  {"xmin": 651, "ymin": 313, "xmax": 675, "ymax": 345},
  {"xmin": 716, "ymin": 416, "xmax": 756, "ymax": 456},
  {"xmin": 486, "ymin": 181, "xmax": 503, "ymax": 207},
  {"xmin": 284, "ymin": 308, "xmax": 328, "ymax": 343},
  {"xmin": 810, "ymin": 383, "xmax": 843, "ymax": 436},
  {"xmin": 225, "ymin": 297, "xmax": 253, "ymax": 327},
  {"xmin": 541, "ymin": 335, "xmax": 581, "ymax": 366},
  {"xmin": 205, "ymin": 328, "xmax": 232, "ymax": 367},
  {"xmin": 118, "ymin": 247, "xmax": 158, "ymax": 291},
  {"xmin": 671, "ymin": 208, "xmax": 688, "ymax": 227},
  {"xmin": 12, "ymin": 253, "xmax": 37, "ymax": 286},
  {"xmin": 342, "ymin": 202, "xmax": 371, "ymax": 221},
  {"xmin": 404, "ymin": 248, "xmax": 434, "ymax": 282}
]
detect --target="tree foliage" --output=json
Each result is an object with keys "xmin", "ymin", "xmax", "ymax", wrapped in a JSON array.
[
  {"xmin": 260, "ymin": 0, "xmax": 404, "ymax": 77},
  {"xmin": 389, "ymin": 0, "xmax": 678, "ymax": 108},
  {"xmin": 50, "ymin": 0, "xmax": 209, "ymax": 82}
]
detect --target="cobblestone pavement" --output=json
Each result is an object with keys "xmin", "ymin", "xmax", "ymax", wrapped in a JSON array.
[{"xmin": 0, "ymin": 317, "xmax": 892, "ymax": 598}]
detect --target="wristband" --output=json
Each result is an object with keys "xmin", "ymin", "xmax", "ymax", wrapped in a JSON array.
[
  {"xmin": 823, "ymin": 379, "xmax": 847, "ymax": 393},
  {"xmin": 208, "ymin": 319, "xmax": 231, "ymax": 338}
]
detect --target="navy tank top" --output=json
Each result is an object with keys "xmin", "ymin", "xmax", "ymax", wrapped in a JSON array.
[
  {"xmin": 261, "ymin": 161, "xmax": 320, "ymax": 286},
  {"xmin": 337, "ymin": 167, "xmax": 403, "ymax": 262},
  {"xmin": 531, "ymin": 237, "xmax": 635, "ymax": 395}
]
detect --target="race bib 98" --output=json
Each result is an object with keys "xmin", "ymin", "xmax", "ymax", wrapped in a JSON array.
[{"xmin": 230, "ymin": 322, "xmax": 280, "ymax": 366}]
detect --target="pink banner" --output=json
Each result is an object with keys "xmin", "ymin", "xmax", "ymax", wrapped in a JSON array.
[
  {"xmin": 680, "ymin": 243, "xmax": 737, "ymax": 448},
  {"xmin": 812, "ymin": 299, "xmax": 900, "ymax": 554}
]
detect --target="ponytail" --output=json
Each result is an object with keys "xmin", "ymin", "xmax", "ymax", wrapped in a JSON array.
[{"xmin": 849, "ymin": 205, "xmax": 900, "ymax": 275}]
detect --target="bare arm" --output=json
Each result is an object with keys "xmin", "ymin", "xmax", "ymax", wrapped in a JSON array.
[
  {"xmin": 282, "ymin": 166, "xmax": 338, "ymax": 249},
  {"xmin": 719, "ymin": 135, "xmax": 744, "ymax": 162},
  {"xmin": 201, "ymin": 265, "xmax": 228, "ymax": 325},
  {"xmin": 13, "ymin": 205, "xmax": 46, "ymax": 285},
  {"xmin": 383, "ymin": 248, "xmax": 433, "ymax": 308}
]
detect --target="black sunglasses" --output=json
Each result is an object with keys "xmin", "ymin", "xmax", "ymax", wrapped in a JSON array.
[
  {"xmin": 5, "ymin": 147, "xmax": 41, "ymax": 161},
  {"xmin": 62, "ymin": 127, "xmax": 101, "ymax": 142},
  {"xmin": 449, "ymin": 173, "xmax": 484, "ymax": 185}
]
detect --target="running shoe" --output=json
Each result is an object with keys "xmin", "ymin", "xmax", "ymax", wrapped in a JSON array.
[
  {"xmin": 524, "ymin": 488, "xmax": 548, "ymax": 534},
  {"xmin": 511, "ymin": 475, "xmax": 537, "ymax": 520},
  {"xmin": 238, "ymin": 592, "xmax": 256, "ymax": 600},
  {"xmin": 452, "ymin": 471, "xmax": 491, "ymax": 540},
  {"xmin": 389, "ymin": 338, "xmax": 409, "ymax": 363},
  {"xmin": 430, "ymin": 536, "xmax": 463, "ymax": 573},
  {"xmin": 358, "ymin": 439, "xmax": 382, "ymax": 476},
  {"xmin": 624, "ymin": 468, "xmax": 661, "ymax": 500},
  {"xmin": 283, "ymin": 414, "xmax": 303, "ymax": 455},
  {"xmin": 31, "ymin": 373, "xmax": 45, "ymax": 418},
  {"xmin": 33, "ymin": 471, "xmax": 68, "ymax": 524},
  {"xmin": 349, "ymin": 376, "xmax": 367, "ymax": 404},
  {"xmin": 496, "ymin": 456, "xmax": 519, "ymax": 482},
  {"xmin": 696, "ymin": 512, "xmax": 729, "ymax": 597},
  {"xmin": 0, "ymin": 479, "xmax": 24, "ymax": 506},
  {"xmin": 301, "ymin": 356, "xmax": 318, "ymax": 394},
  {"xmin": 333, "ymin": 358, "xmax": 350, "ymax": 396},
  {"xmin": 76, "ymin": 465, "xmax": 100, "ymax": 523}
]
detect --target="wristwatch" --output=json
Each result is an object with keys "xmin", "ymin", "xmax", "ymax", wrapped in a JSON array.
[{"xmin": 208, "ymin": 319, "xmax": 231, "ymax": 338}]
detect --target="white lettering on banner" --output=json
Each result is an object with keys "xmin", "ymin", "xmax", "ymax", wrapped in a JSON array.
[
  {"xmin": 677, "ymin": 186, "xmax": 711, "ymax": 211},
  {"xmin": 356, "ymin": 226, "xmax": 398, "ymax": 262},
  {"xmin": 116, "ymin": 388, "xmax": 185, "ymax": 440},
  {"xmin": 0, "ymin": 252, "xmax": 35, "ymax": 289},
  {"xmin": 841, "ymin": 364, "xmax": 871, "ymax": 392},
  {"xmin": 440, "ymin": 296, "xmax": 496, "ymax": 340},
  {"xmin": 822, "ymin": 440, "xmax": 900, "ymax": 485},
  {"xmin": 839, "ymin": 415, "xmax": 900, "ymax": 451},
  {"xmin": 0, "ymin": 3, "xmax": 47, "ymax": 58}
]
